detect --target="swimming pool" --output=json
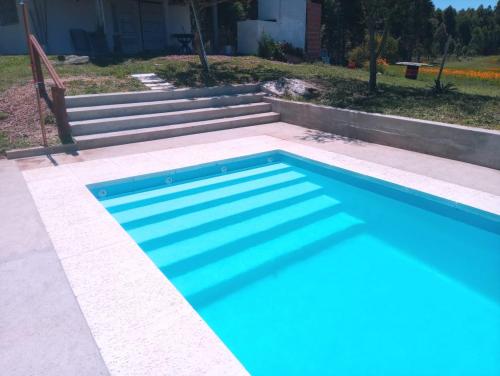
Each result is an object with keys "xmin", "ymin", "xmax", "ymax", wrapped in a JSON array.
[{"xmin": 90, "ymin": 151, "xmax": 500, "ymax": 375}]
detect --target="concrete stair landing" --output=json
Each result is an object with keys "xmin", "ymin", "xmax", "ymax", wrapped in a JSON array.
[{"xmin": 65, "ymin": 84, "xmax": 280, "ymax": 149}]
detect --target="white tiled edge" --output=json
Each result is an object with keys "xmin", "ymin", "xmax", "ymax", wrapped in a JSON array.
[{"xmin": 23, "ymin": 135, "xmax": 500, "ymax": 376}]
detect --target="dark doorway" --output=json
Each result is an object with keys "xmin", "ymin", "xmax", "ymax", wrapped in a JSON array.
[
  {"xmin": 139, "ymin": 1, "xmax": 166, "ymax": 51},
  {"xmin": 112, "ymin": 0, "xmax": 166, "ymax": 54}
]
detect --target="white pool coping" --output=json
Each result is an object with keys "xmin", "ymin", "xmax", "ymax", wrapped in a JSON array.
[{"xmin": 23, "ymin": 135, "xmax": 500, "ymax": 375}]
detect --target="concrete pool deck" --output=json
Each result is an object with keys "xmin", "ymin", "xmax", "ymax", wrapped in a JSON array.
[
  {"xmin": 0, "ymin": 160, "xmax": 109, "ymax": 376},
  {"xmin": 2, "ymin": 122, "xmax": 500, "ymax": 375}
]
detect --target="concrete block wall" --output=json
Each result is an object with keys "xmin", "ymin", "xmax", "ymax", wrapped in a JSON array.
[{"xmin": 265, "ymin": 97, "xmax": 500, "ymax": 170}]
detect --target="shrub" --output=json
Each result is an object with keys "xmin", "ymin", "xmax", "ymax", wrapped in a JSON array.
[
  {"xmin": 258, "ymin": 34, "xmax": 304, "ymax": 63},
  {"xmin": 382, "ymin": 35, "xmax": 399, "ymax": 63},
  {"xmin": 362, "ymin": 59, "xmax": 386, "ymax": 74},
  {"xmin": 281, "ymin": 42, "xmax": 304, "ymax": 58},
  {"xmin": 348, "ymin": 46, "xmax": 367, "ymax": 67},
  {"xmin": 272, "ymin": 43, "xmax": 287, "ymax": 62},
  {"xmin": 348, "ymin": 33, "xmax": 399, "ymax": 67},
  {"xmin": 429, "ymin": 79, "xmax": 457, "ymax": 94},
  {"xmin": 258, "ymin": 33, "xmax": 277, "ymax": 60}
]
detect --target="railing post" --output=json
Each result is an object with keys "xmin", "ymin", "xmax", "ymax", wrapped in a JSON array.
[
  {"xmin": 20, "ymin": 1, "xmax": 48, "ymax": 147},
  {"xmin": 51, "ymin": 86, "xmax": 73, "ymax": 143},
  {"xmin": 32, "ymin": 51, "xmax": 47, "ymax": 99}
]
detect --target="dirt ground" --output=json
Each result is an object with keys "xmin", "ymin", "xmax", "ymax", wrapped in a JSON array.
[
  {"xmin": 0, "ymin": 74, "xmax": 145, "ymax": 155},
  {"xmin": 0, "ymin": 83, "xmax": 60, "ymax": 154}
]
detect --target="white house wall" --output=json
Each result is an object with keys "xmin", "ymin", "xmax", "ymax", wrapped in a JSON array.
[
  {"xmin": 238, "ymin": 0, "xmax": 307, "ymax": 55},
  {"xmin": 238, "ymin": 20, "xmax": 279, "ymax": 55},
  {"xmin": 237, "ymin": 20, "xmax": 259, "ymax": 55},
  {"xmin": 275, "ymin": 0, "xmax": 307, "ymax": 50}
]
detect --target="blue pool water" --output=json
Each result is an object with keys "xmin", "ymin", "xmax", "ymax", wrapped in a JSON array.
[{"xmin": 91, "ymin": 151, "xmax": 500, "ymax": 375}]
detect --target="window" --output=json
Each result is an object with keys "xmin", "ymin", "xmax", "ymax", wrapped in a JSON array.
[{"xmin": 0, "ymin": 0, "xmax": 19, "ymax": 26}]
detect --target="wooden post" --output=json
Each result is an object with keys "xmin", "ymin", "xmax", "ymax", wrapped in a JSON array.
[
  {"xmin": 51, "ymin": 87, "xmax": 72, "ymax": 143},
  {"xmin": 20, "ymin": 1, "xmax": 48, "ymax": 147},
  {"xmin": 32, "ymin": 49, "xmax": 47, "ymax": 98}
]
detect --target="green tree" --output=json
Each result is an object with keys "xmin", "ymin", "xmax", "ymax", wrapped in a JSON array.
[
  {"xmin": 322, "ymin": 0, "xmax": 364, "ymax": 65},
  {"xmin": 433, "ymin": 22, "xmax": 448, "ymax": 55},
  {"xmin": 321, "ymin": 0, "xmax": 499, "ymax": 70},
  {"xmin": 469, "ymin": 26, "xmax": 485, "ymax": 55},
  {"xmin": 457, "ymin": 11, "xmax": 472, "ymax": 46},
  {"xmin": 361, "ymin": 0, "xmax": 401, "ymax": 92},
  {"xmin": 390, "ymin": 0, "xmax": 435, "ymax": 60},
  {"xmin": 443, "ymin": 6, "xmax": 457, "ymax": 37}
]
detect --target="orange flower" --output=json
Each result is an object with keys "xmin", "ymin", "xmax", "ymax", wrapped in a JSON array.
[
  {"xmin": 419, "ymin": 67, "xmax": 500, "ymax": 80},
  {"xmin": 377, "ymin": 58, "xmax": 389, "ymax": 66}
]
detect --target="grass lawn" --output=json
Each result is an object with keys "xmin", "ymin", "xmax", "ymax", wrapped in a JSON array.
[
  {"xmin": 438, "ymin": 55, "xmax": 500, "ymax": 71},
  {"xmin": 0, "ymin": 54, "xmax": 498, "ymax": 154}
]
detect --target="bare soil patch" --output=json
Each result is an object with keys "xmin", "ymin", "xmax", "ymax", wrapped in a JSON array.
[{"xmin": 0, "ymin": 83, "xmax": 60, "ymax": 155}]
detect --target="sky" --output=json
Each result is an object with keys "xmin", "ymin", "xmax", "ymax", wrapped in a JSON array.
[{"xmin": 433, "ymin": 0, "xmax": 497, "ymax": 9}]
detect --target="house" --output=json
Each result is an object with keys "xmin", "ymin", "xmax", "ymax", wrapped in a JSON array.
[
  {"xmin": 237, "ymin": 0, "xmax": 321, "ymax": 58},
  {"xmin": 0, "ymin": 0, "xmax": 192, "ymax": 55}
]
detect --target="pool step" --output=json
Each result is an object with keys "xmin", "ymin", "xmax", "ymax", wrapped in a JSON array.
[
  {"xmin": 64, "ymin": 83, "xmax": 280, "ymax": 149},
  {"xmin": 73, "ymin": 112, "xmax": 280, "ymax": 149},
  {"xmin": 65, "ymin": 84, "xmax": 261, "ymax": 107},
  {"xmin": 70, "ymin": 102, "xmax": 273, "ymax": 136},
  {"xmin": 172, "ymin": 215, "xmax": 361, "ymax": 305},
  {"xmin": 67, "ymin": 93, "xmax": 266, "ymax": 122}
]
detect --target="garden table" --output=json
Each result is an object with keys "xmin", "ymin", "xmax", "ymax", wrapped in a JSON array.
[
  {"xmin": 172, "ymin": 33, "xmax": 194, "ymax": 54},
  {"xmin": 396, "ymin": 62, "xmax": 432, "ymax": 79}
]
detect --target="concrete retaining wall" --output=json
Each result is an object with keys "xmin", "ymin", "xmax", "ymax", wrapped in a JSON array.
[{"xmin": 265, "ymin": 97, "xmax": 500, "ymax": 170}]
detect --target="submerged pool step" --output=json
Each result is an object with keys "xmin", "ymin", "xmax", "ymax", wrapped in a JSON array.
[
  {"xmin": 116, "ymin": 165, "xmax": 363, "ymax": 307},
  {"xmin": 113, "ymin": 167, "xmax": 307, "ymax": 225},
  {"xmin": 162, "ymin": 202, "xmax": 363, "ymax": 306},
  {"xmin": 101, "ymin": 163, "xmax": 293, "ymax": 213},
  {"xmin": 67, "ymin": 93, "xmax": 266, "ymax": 122},
  {"xmin": 73, "ymin": 112, "xmax": 280, "ymax": 149}
]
